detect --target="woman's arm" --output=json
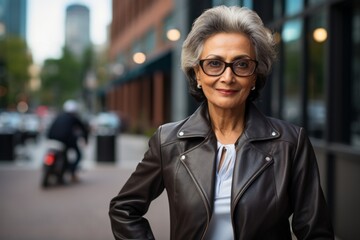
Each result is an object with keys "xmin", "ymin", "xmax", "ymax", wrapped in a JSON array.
[
  {"xmin": 109, "ymin": 127, "xmax": 165, "ymax": 240},
  {"xmin": 290, "ymin": 128, "xmax": 334, "ymax": 239}
]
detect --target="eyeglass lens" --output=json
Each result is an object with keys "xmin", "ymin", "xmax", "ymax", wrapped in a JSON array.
[{"xmin": 200, "ymin": 59, "xmax": 257, "ymax": 77}]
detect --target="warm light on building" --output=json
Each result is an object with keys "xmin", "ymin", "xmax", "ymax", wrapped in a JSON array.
[
  {"xmin": 133, "ymin": 52, "xmax": 146, "ymax": 64},
  {"xmin": 166, "ymin": 28, "xmax": 181, "ymax": 41},
  {"xmin": 313, "ymin": 28, "xmax": 327, "ymax": 43}
]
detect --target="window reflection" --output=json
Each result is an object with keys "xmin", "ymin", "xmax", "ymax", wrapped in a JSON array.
[
  {"xmin": 282, "ymin": 20, "xmax": 302, "ymax": 42},
  {"xmin": 242, "ymin": 0, "xmax": 253, "ymax": 9},
  {"xmin": 212, "ymin": 0, "xmax": 240, "ymax": 6},
  {"xmin": 226, "ymin": 0, "xmax": 240, "ymax": 6},
  {"xmin": 308, "ymin": 0, "xmax": 325, "ymax": 6},
  {"xmin": 307, "ymin": 11, "xmax": 327, "ymax": 139},
  {"xmin": 351, "ymin": 4, "xmax": 360, "ymax": 146},
  {"xmin": 145, "ymin": 29, "xmax": 155, "ymax": 55},
  {"xmin": 282, "ymin": 19, "xmax": 303, "ymax": 126},
  {"xmin": 285, "ymin": 0, "xmax": 303, "ymax": 16},
  {"xmin": 271, "ymin": 53, "xmax": 281, "ymax": 118},
  {"xmin": 273, "ymin": 0, "xmax": 282, "ymax": 19}
]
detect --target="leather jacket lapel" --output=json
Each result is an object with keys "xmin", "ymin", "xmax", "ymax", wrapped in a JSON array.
[
  {"xmin": 180, "ymin": 135, "xmax": 217, "ymax": 213},
  {"xmin": 231, "ymin": 103, "xmax": 279, "ymax": 206},
  {"xmin": 231, "ymin": 143, "xmax": 274, "ymax": 206},
  {"xmin": 177, "ymin": 103, "xmax": 217, "ymax": 213}
]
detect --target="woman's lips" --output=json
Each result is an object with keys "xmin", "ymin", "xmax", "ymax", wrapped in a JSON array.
[{"xmin": 216, "ymin": 88, "xmax": 238, "ymax": 95}]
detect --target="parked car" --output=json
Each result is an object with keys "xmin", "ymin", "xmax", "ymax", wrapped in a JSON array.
[
  {"xmin": 0, "ymin": 111, "xmax": 41, "ymax": 143},
  {"xmin": 90, "ymin": 112, "xmax": 121, "ymax": 135}
]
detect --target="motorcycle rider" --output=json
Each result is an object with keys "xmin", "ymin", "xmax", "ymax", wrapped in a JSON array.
[{"xmin": 47, "ymin": 100, "xmax": 89, "ymax": 183}]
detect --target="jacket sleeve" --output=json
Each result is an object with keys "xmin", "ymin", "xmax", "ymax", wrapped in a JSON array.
[
  {"xmin": 109, "ymin": 127, "xmax": 165, "ymax": 240},
  {"xmin": 290, "ymin": 128, "xmax": 334, "ymax": 239},
  {"xmin": 74, "ymin": 116, "xmax": 89, "ymax": 143}
]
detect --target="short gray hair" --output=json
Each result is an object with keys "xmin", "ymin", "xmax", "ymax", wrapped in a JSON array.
[{"xmin": 181, "ymin": 5, "xmax": 277, "ymax": 102}]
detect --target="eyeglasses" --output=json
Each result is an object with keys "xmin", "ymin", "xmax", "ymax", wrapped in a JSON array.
[{"xmin": 198, "ymin": 58, "xmax": 258, "ymax": 77}]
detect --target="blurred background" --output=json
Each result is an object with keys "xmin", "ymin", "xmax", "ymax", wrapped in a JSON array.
[{"xmin": 0, "ymin": 0, "xmax": 359, "ymax": 239}]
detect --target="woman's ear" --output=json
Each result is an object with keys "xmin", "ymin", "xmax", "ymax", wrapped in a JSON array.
[
  {"xmin": 252, "ymin": 75, "xmax": 257, "ymax": 86},
  {"xmin": 194, "ymin": 67, "xmax": 201, "ymax": 84}
]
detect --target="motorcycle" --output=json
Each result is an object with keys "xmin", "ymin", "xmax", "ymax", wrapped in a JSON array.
[{"xmin": 41, "ymin": 140, "xmax": 67, "ymax": 188}]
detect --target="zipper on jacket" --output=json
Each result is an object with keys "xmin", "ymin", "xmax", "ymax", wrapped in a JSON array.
[
  {"xmin": 180, "ymin": 160, "xmax": 210, "ymax": 240},
  {"xmin": 230, "ymin": 158, "xmax": 273, "ymax": 238}
]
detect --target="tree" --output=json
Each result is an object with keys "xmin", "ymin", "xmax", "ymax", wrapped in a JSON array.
[
  {"xmin": 0, "ymin": 36, "xmax": 32, "ymax": 109},
  {"xmin": 40, "ymin": 47, "xmax": 82, "ymax": 107}
]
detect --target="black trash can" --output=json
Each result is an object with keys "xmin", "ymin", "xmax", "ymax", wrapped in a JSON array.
[
  {"xmin": 0, "ymin": 131, "xmax": 16, "ymax": 161},
  {"xmin": 96, "ymin": 134, "xmax": 116, "ymax": 162}
]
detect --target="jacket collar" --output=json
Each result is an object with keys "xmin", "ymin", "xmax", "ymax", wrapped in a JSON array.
[
  {"xmin": 243, "ymin": 102, "xmax": 280, "ymax": 141},
  {"xmin": 177, "ymin": 101, "xmax": 280, "ymax": 217},
  {"xmin": 177, "ymin": 101, "xmax": 280, "ymax": 141},
  {"xmin": 177, "ymin": 102, "xmax": 212, "ymax": 139}
]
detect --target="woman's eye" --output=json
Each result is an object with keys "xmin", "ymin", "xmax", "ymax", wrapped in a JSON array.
[
  {"xmin": 235, "ymin": 60, "xmax": 249, "ymax": 68},
  {"xmin": 207, "ymin": 60, "xmax": 222, "ymax": 67}
]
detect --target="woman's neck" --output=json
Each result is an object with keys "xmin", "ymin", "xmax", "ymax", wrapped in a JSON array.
[{"xmin": 208, "ymin": 104, "xmax": 246, "ymax": 144}]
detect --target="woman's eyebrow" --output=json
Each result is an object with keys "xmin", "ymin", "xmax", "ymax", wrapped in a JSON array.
[{"xmin": 202, "ymin": 54, "xmax": 252, "ymax": 61}]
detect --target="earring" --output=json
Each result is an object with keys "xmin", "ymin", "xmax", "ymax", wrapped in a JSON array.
[
  {"xmin": 251, "ymin": 86, "xmax": 256, "ymax": 90},
  {"xmin": 197, "ymin": 83, "xmax": 202, "ymax": 89}
]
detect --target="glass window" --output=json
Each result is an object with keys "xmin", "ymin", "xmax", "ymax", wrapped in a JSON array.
[
  {"xmin": 307, "ymin": 11, "xmax": 327, "ymax": 139},
  {"xmin": 132, "ymin": 41, "xmax": 142, "ymax": 55},
  {"xmin": 225, "ymin": 0, "xmax": 240, "ymax": 6},
  {"xmin": 351, "ymin": 4, "xmax": 360, "ymax": 146},
  {"xmin": 285, "ymin": 0, "xmax": 303, "ymax": 16},
  {"xmin": 212, "ymin": 0, "xmax": 240, "ymax": 6},
  {"xmin": 163, "ymin": 13, "xmax": 173, "ymax": 41},
  {"xmin": 308, "ymin": 0, "xmax": 325, "ymax": 6},
  {"xmin": 145, "ymin": 29, "xmax": 155, "ymax": 55},
  {"xmin": 242, "ymin": 0, "xmax": 253, "ymax": 9},
  {"xmin": 212, "ymin": 0, "xmax": 223, "ymax": 6},
  {"xmin": 282, "ymin": 19, "xmax": 303, "ymax": 126},
  {"xmin": 273, "ymin": 0, "xmax": 282, "ymax": 19},
  {"xmin": 271, "ymin": 31, "xmax": 282, "ymax": 118}
]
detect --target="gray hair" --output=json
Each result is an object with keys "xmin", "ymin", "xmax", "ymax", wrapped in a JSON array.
[{"xmin": 181, "ymin": 5, "xmax": 277, "ymax": 102}]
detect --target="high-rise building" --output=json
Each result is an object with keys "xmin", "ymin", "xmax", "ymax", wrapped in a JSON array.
[
  {"xmin": 0, "ymin": 0, "xmax": 27, "ymax": 39},
  {"xmin": 65, "ymin": 4, "xmax": 90, "ymax": 59}
]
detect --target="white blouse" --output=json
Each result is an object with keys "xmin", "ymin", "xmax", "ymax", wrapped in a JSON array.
[{"xmin": 204, "ymin": 142, "xmax": 236, "ymax": 240}]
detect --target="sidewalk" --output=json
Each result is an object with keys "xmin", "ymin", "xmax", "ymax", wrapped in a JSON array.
[
  {"xmin": 83, "ymin": 133, "xmax": 150, "ymax": 170},
  {"xmin": 0, "ymin": 133, "xmax": 171, "ymax": 240},
  {"xmin": 1, "ymin": 133, "xmax": 150, "ymax": 171}
]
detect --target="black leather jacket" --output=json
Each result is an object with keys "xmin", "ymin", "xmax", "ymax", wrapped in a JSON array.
[{"xmin": 109, "ymin": 102, "xmax": 334, "ymax": 239}]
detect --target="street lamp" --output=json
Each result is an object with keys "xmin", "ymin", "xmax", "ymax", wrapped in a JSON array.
[
  {"xmin": 166, "ymin": 28, "xmax": 181, "ymax": 42},
  {"xmin": 313, "ymin": 28, "xmax": 327, "ymax": 43},
  {"xmin": 133, "ymin": 52, "xmax": 146, "ymax": 64}
]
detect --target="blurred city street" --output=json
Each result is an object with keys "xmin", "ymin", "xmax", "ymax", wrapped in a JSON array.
[
  {"xmin": 0, "ymin": 133, "xmax": 170, "ymax": 240},
  {"xmin": 0, "ymin": 0, "xmax": 359, "ymax": 238}
]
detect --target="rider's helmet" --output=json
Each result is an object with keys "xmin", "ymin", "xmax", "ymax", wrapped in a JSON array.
[{"xmin": 63, "ymin": 100, "xmax": 78, "ymax": 113}]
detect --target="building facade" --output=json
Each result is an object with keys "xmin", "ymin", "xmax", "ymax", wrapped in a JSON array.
[
  {"xmin": 0, "ymin": 0, "xmax": 27, "ymax": 39},
  {"xmin": 65, "ymin": 4, "xmax": 91, "ymax": 60},
  {"xmin": 108, "ymin": 0, "xmax": 176, "ymax": 132},
  {"xmin": 0, "ymin": 0, "xmax": 28, "ymax": 109},
  {"xmin": 108, "ymin": 0, "xmax": 359, "ymax": 238}
]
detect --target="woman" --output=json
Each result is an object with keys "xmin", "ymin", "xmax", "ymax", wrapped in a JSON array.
[{"xmin": 109, "ymin": 6, "xmax": 334, "ymax": 239}]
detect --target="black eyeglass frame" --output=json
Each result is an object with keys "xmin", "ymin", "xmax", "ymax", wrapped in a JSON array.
[{"xmin": 198, "ymin": 58, "xmax": 258, "ymax": 77}]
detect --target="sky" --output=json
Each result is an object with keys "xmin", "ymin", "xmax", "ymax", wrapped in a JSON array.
[{"xmin": 27, "ymin": 0, "xmax": 112, "ymax": 65}]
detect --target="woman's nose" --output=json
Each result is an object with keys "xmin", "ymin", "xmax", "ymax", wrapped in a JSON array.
[{"xmin": 220, "ymin": 66, "xmax": 235, "ymax": 83}]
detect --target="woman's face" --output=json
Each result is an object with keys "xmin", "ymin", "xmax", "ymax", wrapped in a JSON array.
[{"xmin": 195, "ymin": 32, "xmax": 257, "ymax": 110}]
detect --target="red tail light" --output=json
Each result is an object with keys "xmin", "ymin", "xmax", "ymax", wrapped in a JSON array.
[{"xmin": 44, "ymin": 153, "xmax": 55, "ymax": 166}]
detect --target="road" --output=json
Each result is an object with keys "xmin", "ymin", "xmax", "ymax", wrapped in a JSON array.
[{"xmin": 0, "ymin": 134, "xmax": 170, "ymax": 240}]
